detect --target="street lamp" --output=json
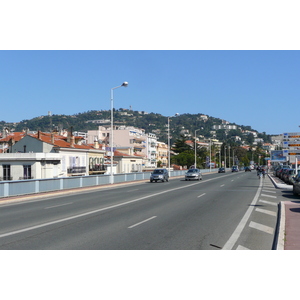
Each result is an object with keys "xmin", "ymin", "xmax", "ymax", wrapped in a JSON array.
[
  {"xmin": 168, "ymin": 113, "xmax": 179, "ymax": 175},
  {"xmin": 194, "ymin": 129, "xmax": 200, "ymax": 168},
  {"xmin": 209, "ymin": 138, "xmax": 212, "ymax": 172},
  {"xmin": 224, "ymin": 146, "xmax": 227, "ymax": 169},
  {"xmin": 110, "ymin": 81, "xmax": 128, "ymax": 184}
]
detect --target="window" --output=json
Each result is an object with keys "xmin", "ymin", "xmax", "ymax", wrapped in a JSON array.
[
  {"xmin": 23, "ymin": 165, "xmax": 32, "ymax": 179},
  {"xmin": 3, "ymin": 165, "xmax": 11, "ymax": 180}
]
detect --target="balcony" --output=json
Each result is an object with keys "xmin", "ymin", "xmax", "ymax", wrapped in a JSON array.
[
  {"xmin": 67, "ymin": 166, "xmax": 86, "ymax": 175},
  {"xmin": 0, "ymin": 177, "xmax": 13, "ymax": 181},
  {"xmin": 19, "ymin": 176, "xmax": 34, "ymax": 180}
]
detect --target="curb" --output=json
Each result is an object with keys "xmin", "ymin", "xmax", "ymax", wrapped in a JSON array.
[{"xmin": 275, "ymin": 201, "xmax": 285, "ymax": 250}]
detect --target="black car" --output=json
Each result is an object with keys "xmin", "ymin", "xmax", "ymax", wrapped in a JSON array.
[
  {"xmin": 244, "ymin": 167, "xmax": 251, "ymax": 172},
  {"xmin": 218, "ymin": 168, "xmax": 225, "ymax": 173},
  {"xmin": 232, "ymin": 166, "xmax": 238, "ymax": 172}
]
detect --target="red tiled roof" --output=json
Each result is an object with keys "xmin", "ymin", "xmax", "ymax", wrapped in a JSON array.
[{"xmin": 0, "ymin": 132, "xmax": 27, "ymax": 142}]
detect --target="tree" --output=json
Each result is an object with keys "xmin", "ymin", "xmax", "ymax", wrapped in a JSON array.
[
  {"xmin": 171, "ymin": 151, "xmax": 195, "ymax": 168},
  {"xmin": 172, "ymin": 135, "xmax": 192, "ymax": 154}
]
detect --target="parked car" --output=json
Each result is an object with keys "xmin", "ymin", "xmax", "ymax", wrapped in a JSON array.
[
  {"xmin": 282, "ymin": 169, "xmax": 295, "ymax": 184},
  {"xmin": 185, "ymin": 168, "xmax": 202, "ymax": 181},
  {"xmin": 278, "ymin": 167, "xmax": 290, "ymax": 180},
  {"xmin": 289, "ymin": 170, "xmax": 300, "ymax": 185},
  {"xmin": 218, "ymin": 167, "xmax": 225, "ymax": 173},
  {"xmin": 244, "ymin": 166, "xmax": 251, "ymax": 172},
  {"xmin": 293, "ymin": 173, "xmax": 300, "ymax": 196},
  {"xmin": 150, "ymin": 168, "xmax": 169, "ymax": 183},
  {"xmin": 232, "ymin": 166, "xmax": 238, "ymax": 172}
]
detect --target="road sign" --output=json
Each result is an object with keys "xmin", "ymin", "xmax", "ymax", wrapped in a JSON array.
[
  {"xmin": 283, "ymin": 132, "xmax": 300, "ymax": 138},
  {"xmin": 283, "ymin": 141, "xmax": 300, "ymax": 147}
]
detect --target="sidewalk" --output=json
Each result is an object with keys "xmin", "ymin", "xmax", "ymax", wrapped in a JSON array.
[{"xmin": 269, "ymin": 174, "xmax": 300, "ymax": 250}]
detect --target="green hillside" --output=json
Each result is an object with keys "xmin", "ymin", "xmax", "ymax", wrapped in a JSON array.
[{"xmin": 1, "ymin": 109, "xmax": 271, "ymax": 145}]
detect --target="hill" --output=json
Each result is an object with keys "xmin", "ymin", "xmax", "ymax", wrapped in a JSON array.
[{"xmin": 0, "ymin": 109, "xmax": 271, "ymax": 145}]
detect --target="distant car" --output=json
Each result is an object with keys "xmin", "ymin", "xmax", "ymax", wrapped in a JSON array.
[
  {"xmin": 150, "ymin": 168, "xmax": 169, "ymax": 183},
  {"xmin": 232, "ymin": 166, "xmax": 238, "ymax": 172},
  {"xmin": 185, "ymin": 168, "xmax": 202, "ymax": 181},
  {"xmin": 218, "ymin": 167, "xmax": 225, "ymax": 173},
  {"xmin": 244, "ymin": 166, "xmax": 251, "ymax": 172}
]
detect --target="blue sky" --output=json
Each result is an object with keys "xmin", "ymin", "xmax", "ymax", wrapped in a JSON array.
[
  {"xmin": 1, "ymin": 50, "xmax": 299, "ymax": 135},
  {"xmin": 1, "ymin": 1, "xmax": 300, "ymax": 136}
]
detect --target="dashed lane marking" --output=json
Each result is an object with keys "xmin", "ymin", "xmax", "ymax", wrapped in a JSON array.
[
  {"xmin": 128, "ymin": 216, "xmax": 157, "ymax": 229},
  {"xmin": 197, "ymin": 193, "xmax": 206, "ymax": 198}
]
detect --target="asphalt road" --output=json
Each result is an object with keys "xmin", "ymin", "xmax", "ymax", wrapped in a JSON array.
[{"xmin": 0, "ymin": 171, "xmax": 283, "ymax": 249}]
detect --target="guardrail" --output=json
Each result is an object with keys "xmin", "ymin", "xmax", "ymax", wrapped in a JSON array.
[{"xmin": 0, "ymin": 168, "xmax": 219, "ymax": 198}]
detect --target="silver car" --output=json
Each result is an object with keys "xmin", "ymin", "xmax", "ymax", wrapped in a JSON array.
[
  {"xmin": 185, "ymin": 168, "xmax": 202, "ymax": 181},
  {"xmin": 150, "ymin": 168, "xmax": 169, "ymax": 183}
]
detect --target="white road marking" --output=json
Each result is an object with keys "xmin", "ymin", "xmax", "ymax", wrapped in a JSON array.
[
  {"xmin": 261, "ymin": 194, "xmax": 277, "ymax": 198},
  {"xmin": 220, "ymin": 184, "xmax": 225, "ymax": 187},
  {"xmin": 236, "ymin": 245, "xmax": 250, "ymax": 250},
  {"xmin": 197, "ymin": 193, "xmax": 206, "ymax": 198},
  {"xmin": 262, "ymin": 189, "xmax": 276, "ymax": 193},
  {"xmin": 222, "ymin": 179, "xmax": 263, "ymax": 250},
  {"xmin": 259, "ymin": 199, "xmax": 277, "ymax": 206},
  {"xmin": 128, "ymin": 216, "xmax": 157, "ymax": 229},
  {"xmin": 249, "ymin": 221, "xmax": 274, "ymax": 234},
  {"xmin": 45, "ymin": 202, "xmax": 73, "ymax": 209},
  {"xmin": 255, "ymin": 208, "xmax": 277, "ymax": 216}
]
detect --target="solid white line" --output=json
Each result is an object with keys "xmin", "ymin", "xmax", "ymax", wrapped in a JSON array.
[
  {"xmin": 128, "ymin": 216, "xmax": 157, "ymax": 229},
  {"xmin": 197, "ymin": 193, "xmax": 206, "ymax": 198},
  {"xmin": 249, "ymin": 221, "xmax": 274, "ymax": 234},
  {"xmin": 261, "ymin": 194, "xmax": 277, "ymax": 198},
  {"xmin": 222, "ymin": 178, "xmax": 263, "ymax": 250},
  {"xmin": 259, "ymin": 200, "xmax": 277, "ymax": 206},
  {"xmin": 45, "ymin": 202, "xmax": 73, "ymax": 209},
  {"xmin": 255, "ymin": 208, "xmax": 277, "ymax": 216}
]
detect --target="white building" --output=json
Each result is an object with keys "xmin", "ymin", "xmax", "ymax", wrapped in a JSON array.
[{"xmin": 87, "ymin": 125, "xmax": 157, "ymax": 169}]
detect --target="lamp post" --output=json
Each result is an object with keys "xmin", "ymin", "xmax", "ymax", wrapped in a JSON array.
[
  {"xmin": 168, "ymin": 113, "xmax": 179, "ymax": 175},
  {"xmin": 110, "ymin": 82, "xmax": 128, "ymax": 184},
  {"xmin": 224, "ymin": 146, "xmax": 227, "ymax": 170},
  {"xmin": 194, "ymin": 129, "xmax": 200, "ymax": 168},
  {"xmin": 209, "ymin": 138, "xmax": 212, "ymax": 172},
  {"xmin": 228, "ymin": 146, "xmax": 230, "ymax": 168}
]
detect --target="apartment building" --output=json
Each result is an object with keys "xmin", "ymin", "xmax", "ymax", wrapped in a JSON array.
[
  {"xmin": 87, "ymin": 125, "xmax": 157, "ymax": 169},
  {"xmin": 156, "ymin": 141, "xmax": 168, "ymax": 167}
]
